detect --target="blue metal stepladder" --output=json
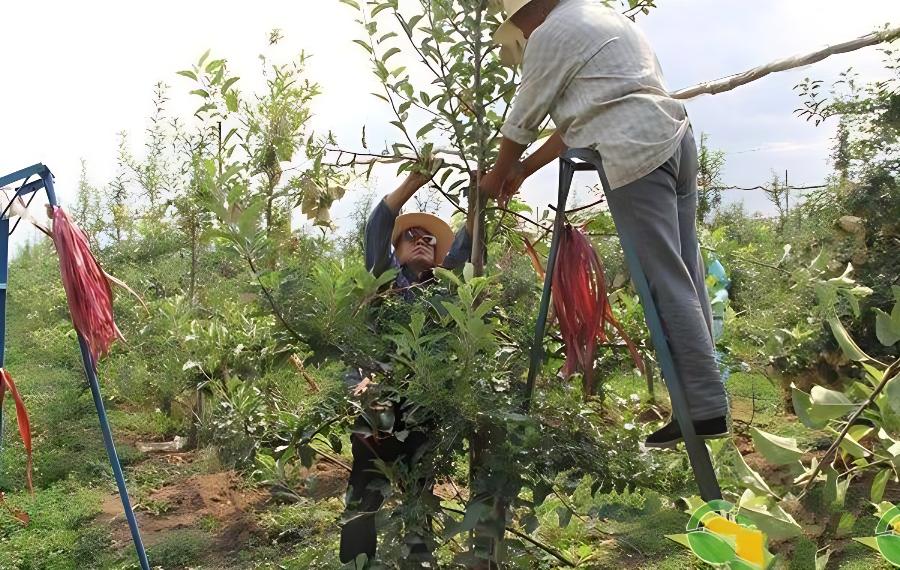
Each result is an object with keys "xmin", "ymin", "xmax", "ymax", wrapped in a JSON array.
[
  {"xmin": 524, "ymin": 148, "xmax": 723, "ymax": 502},
  {"xmin": 0, "ymin": 164, "xmax": 151, "ymax": 570}
]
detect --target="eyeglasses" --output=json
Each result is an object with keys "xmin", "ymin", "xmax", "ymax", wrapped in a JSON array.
[{"xmin": 400, "ymin": 228, "xmax": 437, "ymax": 246}]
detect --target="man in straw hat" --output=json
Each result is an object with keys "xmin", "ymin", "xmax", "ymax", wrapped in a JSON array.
[
  {"xmin": 481, "ymin": 0, "xmax": 730, "ymax": 448},
  {"xmin": 340, "ymin": 158, "xmax": 472, "ymax": 566}
]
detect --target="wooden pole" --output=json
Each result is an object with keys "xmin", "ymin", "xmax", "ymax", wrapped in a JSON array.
[{"xmin": 671, "ymin": 26, "xmax": 900, "ymax": 100}]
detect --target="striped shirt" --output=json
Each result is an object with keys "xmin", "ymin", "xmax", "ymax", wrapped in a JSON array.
[{"xmin": 500, "ymin": 0, "xmax": 689, "ymax": 190}]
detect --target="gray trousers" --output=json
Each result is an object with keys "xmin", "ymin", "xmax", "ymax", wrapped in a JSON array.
[{"xmin": 605, "ymin": 127, "xmax": 729, "ymax": 421}]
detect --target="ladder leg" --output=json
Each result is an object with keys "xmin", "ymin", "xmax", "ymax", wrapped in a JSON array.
[
  {"xmin": 0, "ymin": 218, "xmax": 8, "ymax": 455},
  {"xmin": 77, "ymin": 336, "xmax": 151, "ymax": 569},
  {"xmin": 523, "ymin": 158, "xmax": 576, "ymax": 412}
]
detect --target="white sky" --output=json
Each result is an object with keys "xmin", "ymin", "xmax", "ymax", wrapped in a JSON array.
[{"xmin": 1, "ymin": 0, "xmax": 898, "ymax": 249}]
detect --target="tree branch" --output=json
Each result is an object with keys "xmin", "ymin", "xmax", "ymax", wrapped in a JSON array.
[
  {"xmin": 798, "ymin": 358, "xmax": 900, "ymax": 497},
  {"xmin": 440, "ymin": 505, "xmax": 576, "ymax": 567},
  {"xmin": 672, "ymin": 26, "xmax": 900, "ymax": 100}
]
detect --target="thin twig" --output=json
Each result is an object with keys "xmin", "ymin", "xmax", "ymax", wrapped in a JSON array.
[
  {"xmin": 289, "ymin": 354, "xmax": 321, "ymax": 393},
  {"xmin": 245, "ymin": 253, "xmax": 306, "ymax": 345},
  {"xmin": 441, "ymin": 505, "xmax": 576, "ymax": 567},
  {"xmin": 799, "ymin": 358, "xmax": 900, "ymax": 497},
  {"xmin": 701, "ymin": 246, "xmax": 791, "ymax": 276},
  {"xmin": 310, "ymin": 446, "xmax": 352, "ymax": 472}
]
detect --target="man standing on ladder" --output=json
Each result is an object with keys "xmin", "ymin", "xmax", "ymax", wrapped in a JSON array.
[{"xmin": 480, "ymin": 0, "xmax": 731, "ymax": 448}]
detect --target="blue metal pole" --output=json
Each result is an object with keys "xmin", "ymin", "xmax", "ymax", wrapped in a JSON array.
[
  {"xmin": 0, "ymin": 217, "xmax": 9, "ymax": 454},
  {"xmin": 77, "ymin": 336, "xmax": 151, "ymax": 570},
  {"xmin": 41, "ymin": 173, "xmax": 150, "ymax": 568},
  {"xmin": 41, "ymin": 171, "xmax": 58, "ymax": 207}
]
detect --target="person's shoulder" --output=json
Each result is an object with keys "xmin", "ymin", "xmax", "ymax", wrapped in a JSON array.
[{"xmin": 539, "ymin": 0, "xmax": 617, "ymax": 43}]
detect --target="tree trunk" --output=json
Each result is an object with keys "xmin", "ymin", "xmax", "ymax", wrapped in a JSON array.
[
  {"xmin": 467, "ymin": 3, "xmax": 502, "ymax": 565},
  {"xmin": 189, "ymin": 214, "xmax": 199, "ymax": 303}
]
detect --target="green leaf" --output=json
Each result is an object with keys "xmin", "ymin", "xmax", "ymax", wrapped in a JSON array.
[
  {"xmin": 190, "ymin": 89, "xmax": 210, "ymax": 98},
  {"xmin": 730, "ymin": 441, "xmax": 776, "ymax": 497},
  {"xmin": 815, "ymin": 547, "xmax": 832, "ymax": 570},
  {"xmin": 444, "ymin": 501, "xmax": 489, "ymax": 538},
  {"xmin": 871, "ymin": 468, "xmax": 892, "ymax": 502},
  {"xmin": 836, "ymin": 512, "xmax": 857, "ymax": 538},
  {"xmin": 809, "ymin": 385, "xmax": 858, "ymax": 422},
  {"xmin": 792, "ymin": 384, "xmax": 827, "ymax": 429},
  {"xmin": 685, "ymin": 531, "xmax": 736, "ymax": 564},
  {"xmin": 408, "ymin": 14, "xmax": 424, "ymax": 29},
  {"xmin": 463, "ymin": 263, "xmax": 474, "ymax": 282},
  {"xmin": 750, "ymin": 427, "xmax": 803, "ymax": 465},
  {"xmin": 225, "ymin": 91, "xmax": 238, "ymax": 113},
  {"xmin": 238, "ymin": 197, "xmax": 265, "ymax": 238},
  {"xmin": 680, "ymin": 496, "xmax": 708, "ymax": 514},
  {"xmin": 198, "ymin": 48, "xmax": 211, "ymax": 68},
  {"xmin": 885, "ymin": 374, "xmax": 900, "ymax": 416},
  {"xmin": 441, "ymin": 301, "xmax": 467, "ymax": 328},
  {"xmin": 371, "ymin": 1, "xmax": 395, "ymax": 17},
  {"xmin": 824, "ymin": 463, "xmax": 851, "ymax": 510},
  {"xmin": 736, "ymin": 492, "xmax": 803, "ymax": 540},
  {"xmin": 875, "ymin": 307, "xmax": 900, "ymax": 346},
  {"xmin": 827, "ymin": 316, "xmax": 871, "ymax": 362},
  {"xmin": 222, "ymin": 76, "xmax": 240, "ymax": 93},
  {"xmin": 352, "ymin": 39, "xmax": 373, "ymax": 54},
  {"xmin": 338, "ymin": 0, "xmax": 360, "ymax": 8},
  {"xmin": 416, "ymin": 122, "xmax": 436, "ymax": 139},
  {"xmin": 852, "ymin": 536, "xmax": 880, "ymax": 552},
  {"xmin": 840, "ymin": 426, "xmax": 871, "ymax": 459},
  {"xmin": 383, "ymin": 47, "xmax": 401, "ymax": 62},
  {"xmin": 665, "ymin": 533, "xmax": 692, "ymax": 550},
  {"xmin": 176, "ymin": 70, "xmax": 198, "ymax": 80}
]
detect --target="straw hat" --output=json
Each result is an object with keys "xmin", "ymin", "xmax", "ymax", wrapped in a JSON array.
[
  {"xmin": 492, "ymin": 0, "xmax": 534, "ymax": 66},
  {"xmin": 391, "ymin": 212, "xmax": 455, "ymax": 266}
]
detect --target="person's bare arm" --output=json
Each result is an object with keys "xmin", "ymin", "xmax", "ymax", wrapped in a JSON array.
[
  {"xmin": 384, "ymin": 158, "xmax": 443, "ymax": 214},
  {"xmin": 383, "ymin": 165, "xmax": 435, "ymax": 214},
  {"xmin": 522, "ymin": 131, "xmax": 566, "ymax": 177},
  {"xmin": 480, "ymin": 137, "xmax": 527, "ymax": 199},
  {"xmin": 492, "ymin": 131, "xmax": 568, "ymax": 202}
]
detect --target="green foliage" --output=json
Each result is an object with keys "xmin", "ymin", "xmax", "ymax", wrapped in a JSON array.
[
  {"xmin": 146, "ymin": 529, "xmax": 214, "ymax": 569},
  {"xmin": 0, "ymin": 481, "xmax": 106, "ymax": 570},
  {"xmin": 258, "ymin": 498, "xmax": 344, "ymax": 544},
  {"xmin": 697, "ymin": 132, "xmax": 726, "ymax": 221}
]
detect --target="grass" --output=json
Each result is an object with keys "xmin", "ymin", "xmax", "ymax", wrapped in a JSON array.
[
  {"xmin": 147, "ymin": 529, "xmax": 215, "ymax": 569},
  {"xmin": 0, "ymin": 480, "xmax": 109, "ymax": 569}
]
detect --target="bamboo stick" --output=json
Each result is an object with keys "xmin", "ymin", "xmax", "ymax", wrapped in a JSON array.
[{"xmin": 671, "ymin": 26, "xmax": 900, "ymax": 100}]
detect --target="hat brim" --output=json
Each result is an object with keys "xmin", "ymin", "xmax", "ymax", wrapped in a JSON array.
[
  {"xmin": 392, "ymin": 213, "xmax": 455, "ymax": 266},
  {"xmin": 493, "ymin": 12, "xmax": 527, "ymax": 66}
]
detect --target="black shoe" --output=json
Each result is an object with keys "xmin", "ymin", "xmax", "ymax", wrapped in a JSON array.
[{"xmin": 644, "ymin": 416, "xmax": 729, "ymax": 449}]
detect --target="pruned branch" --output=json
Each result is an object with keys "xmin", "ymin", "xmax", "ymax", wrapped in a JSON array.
[
  {"xmin": 289, "ymin": 354, "xmax": 321, "ymax": 393},
  {"xmin": 672, "ymin": 26, "xmax": 900, "ymax": 100}
]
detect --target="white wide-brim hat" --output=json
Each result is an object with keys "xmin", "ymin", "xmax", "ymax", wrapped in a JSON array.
[{"xmin": 492, "ymin": 0, "xmax": 533, "ymax": 66}]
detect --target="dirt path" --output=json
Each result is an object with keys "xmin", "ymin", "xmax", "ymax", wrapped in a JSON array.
[{"xmin": 94, "ymin": 448, "xmax": 358, "ymax": 566}]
